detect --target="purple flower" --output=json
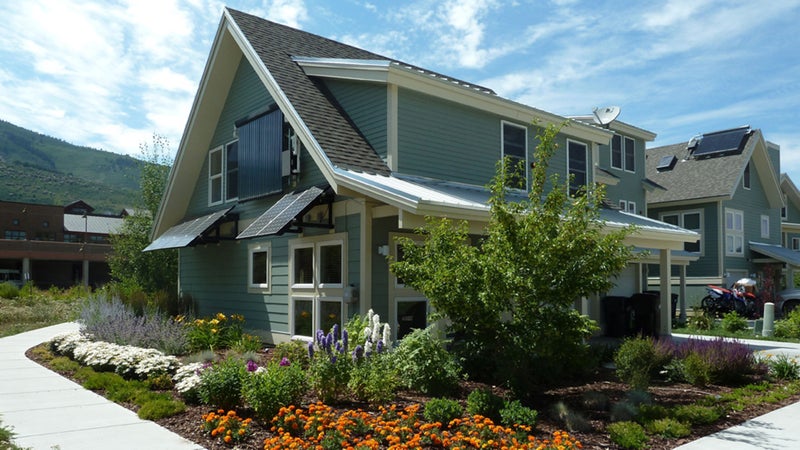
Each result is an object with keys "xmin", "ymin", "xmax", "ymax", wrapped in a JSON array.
[
  {"xmin": 307, "ymin": 340, "xmax": 315, "ymax": 359},
  {"xmin": 316, "ymin": 330, "xmax": 325, "ymax": 346},
  {"xmin": 331, "ymin": 355, "xmax": 338, "ymax": 364},
  {"xmin": 279, "ymin": 357, "xmax": 290, "ymax": 367},
  {"xmin": 246, "ymin": 360, "xmax": 258, "ymax": 372},
  {"xmin": 325, "ymin": 332, "xmax": 334, "ymax": 353},
  {"xmin": 342, "ymin": 329, "xmax": 349, "ymax": 352},
  {"xmin": 335, "ymin": 341, "xmax": 343, "ymax": 354},
  {"xmin": 332, "ymin": 323, "xmax": 340, "ymax": 341},
  {"xmin": 352, "ymin": 344, "xmax": 364, "ymax": 361},
  {"xmin": 376, "ymin": 340, "xmax": 384, "ymax": 354}
]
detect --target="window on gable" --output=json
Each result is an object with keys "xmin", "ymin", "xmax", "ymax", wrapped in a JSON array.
[
  {"xmin": 725, "ymin": 208, "xmax": 744, "ymax": 256},
  {"xmin": 624, "ymin": 137, "xmax": 635, "ymax": 172},
  {"xmin": 743, "ymin": 163, "xmax": 751, "ymax": 190},
  {"xmin": 209, "ymin": 147, "xmax": 223, "ymax": 205},
  {"xmin": 501, "ymin": 122, "xmax": 527, "ymax": 189},
  {"xmin": 761, "ymin": 214, "xmax": 770, "ymax": 239},
  {"xmin": 568, "ymin": 140, "xmax": 588, "ymax": 196},
  {"xmin": 793, "ymin": 237, "xmax": 800, "ymax": 251},
  {"xmin": 611, "ymin": 135, "xmax": 622, "ymax": 170},
  {"xmin": 619, "ymin": 200, "xmax": 636, "ymax": 214},
  {"xmin": 782, "ymin": 195, "xmax": 788, "ymax": 220},
  {"xmin": 248, "ymin": 243, "xmax": 270, "ymax": 291}
]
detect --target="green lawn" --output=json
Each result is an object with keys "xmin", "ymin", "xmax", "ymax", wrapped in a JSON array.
[{"xmin": 0, "ymin": 285, "xmax": 83, "ymax": 338}]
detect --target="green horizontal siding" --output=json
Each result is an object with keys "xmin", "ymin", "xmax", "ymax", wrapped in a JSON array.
[{"xmin": 324, "ymin": 79, "xmax": 387, "ymax": 159}]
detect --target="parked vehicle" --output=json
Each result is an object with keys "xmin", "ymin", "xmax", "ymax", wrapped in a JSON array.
[
  {"xmin": 776, "ymin": 288, "xmax": 800, "ymax": 318},
  {"xmin": 701, "ymin": 278, "xmax": 760, "ymax": 319}
]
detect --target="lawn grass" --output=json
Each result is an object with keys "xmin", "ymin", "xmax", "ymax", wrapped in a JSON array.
[
  {"xmin": 672, "ymin": 325, "xmax": 800, "ymax": 343},
  {"xmin": 0, "ymin": 286, "xmax": 84, "ymax": 338}
]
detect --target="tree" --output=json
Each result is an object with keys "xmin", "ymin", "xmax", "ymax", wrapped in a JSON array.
[
  {"xmin": 391, "ymin": 123, "xmax": 635, "ymax": 393},
  {"xmin": 108, "ymin": 134, "xmax": 177, "ymax": 295}
]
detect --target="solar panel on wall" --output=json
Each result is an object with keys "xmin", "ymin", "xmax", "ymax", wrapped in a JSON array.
[
  {"xmin": 144, "ymin": 207, "xmax": 233, "ymax": 251},
  {"xmin": 237, "ymin": 186, "xmax": 324, "ymax": 239}
]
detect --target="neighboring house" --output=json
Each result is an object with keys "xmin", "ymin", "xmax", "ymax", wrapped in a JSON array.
[
  {"xmin": 0, "ymin": 200, "xmax": 124, "ymax": 288},
  {"xmin": 645, "ymin": 126, "xmax": 797, "ymax": 304},
  {"xmin": 780, "ymin": 174, "xmax": 800, "ymax": 286},
  {"xmin": 147, "ymin": 8, "xmax": 698, "ymax": 342}
]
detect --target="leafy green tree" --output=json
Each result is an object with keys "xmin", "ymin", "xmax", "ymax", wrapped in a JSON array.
[
  {"xmin": 108, "ymin": 134, "xmax": 177, "ymax": 295},
  {"xmin": 391, "ymin": 123, "xmax": 635, "ymax": 393}
]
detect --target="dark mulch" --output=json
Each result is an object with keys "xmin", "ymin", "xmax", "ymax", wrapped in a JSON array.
[{"xmin": 26, "ymin": 346, "xmax": 800, "ymax": 450}]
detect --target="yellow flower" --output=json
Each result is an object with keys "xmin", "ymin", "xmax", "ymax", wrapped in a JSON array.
[
  {"xmin": 210, "ymin": 318, "xmax": 220, "ymax": 326},
  {"xmin": 216, "ymin": 312, "xmax": 227, "ymax": 321},
  {"xmin": 211, "ymin": 328, "xmax": 218, "ymax": 334}
]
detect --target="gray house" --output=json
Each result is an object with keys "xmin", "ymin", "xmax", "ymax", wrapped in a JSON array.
[{"xmin": 147, "ymin": 8, "xmax": 698, "ymax": 342}]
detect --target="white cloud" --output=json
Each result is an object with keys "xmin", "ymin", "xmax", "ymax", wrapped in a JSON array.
[{"xmin": 265, "ymin": 0, "xmax": 308, "ymax": 28}]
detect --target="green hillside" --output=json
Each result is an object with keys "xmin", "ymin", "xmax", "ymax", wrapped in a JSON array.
[{"xmin": 0, "ymin": 119, "xmax": 144, "ymax": 213}]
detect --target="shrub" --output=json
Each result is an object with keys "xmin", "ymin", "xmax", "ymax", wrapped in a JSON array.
[
  {"xmin": 636, "ymin": 404, "xmax": 669, "ymax": 423},
  {"xmin": 466, "ymin": 388, "xmax": 505, "ymax": 422},
  {"xmin": 186, "ymin": 312, "xmax": 246, "ymax": 352},
  {"xmin": 138, "ymin": 398, "xmax": 186, "ymax": 420},
  {"xmin": 607, "ymin": 421, "xmax": 647, "ymax": 450},
  {"xmin": 673, "ymin": 338, "xmax": 757, "ymax": 385},
  {"xmin": 766, "ymin": 354, "xmax": 800, "ymax": 380},
  {"xmin": 645, "ymin": 418, "xmax": 691, "ymax": 438},
  {"xmin": 681, "ymin": 352, "xmax": 712, "ymax": 386},
  {"xmin": 392, "ymin": 326, "xmax": 461, "ymax": 396},
  {"xmin": 423, "ymin": 398, "xmax": 463, "ymax": 425},
  {"xmin": 610, "ymin": 401, "xmax": 638, "ymax": 422},
  {"xmin": 241, "ymin": 359, "xmax": 307, "ymax": 420},
  {"xmin": 671, "ymin": 404, "xmax": 722, "ymax": 425},
  {"xmin": 79, "ymin": 294, "xmax": 188, "ymax": 355},
  {"xmin": 775, "ymin": 308, "xmax": 800, "ymax": 339},
  {"xmin": 197, "ymin": 357, "xmax": 248, "ymax": 410},
  {"xmin": 348, "ymin": 352, "xmax": 399, "ymax": 404},
  {"xmin": 499, "ymin": 400, "xmax": 538, "ymax": 428},
  {"xmin": 614, "ymin": 337, "xmax": 658, "ymax": 389},
  {"xmin": 689, "ymin": 307, "xmax": 714, "ymax": 330},
  {"xmin": 307, "ymin": 325, "xmax": 352, "ymax": 404},
  {"xmin": 0, "ymin": 282, "xmax": 19, "ymax": 299},
  {"xmin": 721, "ymin": 311, "xmax": 749, "ymax": 333},
  {"xmin": 272, "ymin": 340, "xmax": 310, "ymax": 368}
]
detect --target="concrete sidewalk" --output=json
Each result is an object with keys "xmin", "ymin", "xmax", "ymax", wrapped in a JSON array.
[{"xmin": 0, "ymin": 322, "xmax": 205, "ymax": 450}]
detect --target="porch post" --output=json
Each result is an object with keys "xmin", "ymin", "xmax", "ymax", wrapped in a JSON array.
[
  {"xmin": 659, "ymin": 249, "xmax": 672, "ymax": 335},
  {"xmin": 787, "ymin": 265, "xmax": 795, "ymax": 290},
  {"xmin": 82, "ymin": 260, "xmax": 89, "ymax": 287},
  {"xmin": 679, "ymin": 265, "xmax": 687, "ymax": 322}
]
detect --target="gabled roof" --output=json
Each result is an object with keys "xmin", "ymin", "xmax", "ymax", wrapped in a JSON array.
[
  {"xmin": 64, "ymin": 214, "xmax": 124, "ymax": 235},
  {"xmin": 645, "ymin": 128, "xmax": 782, "ymax": 208},
  {"xmin": 781, "ymin": 173, "xmax": 800, "ymax": 211}
]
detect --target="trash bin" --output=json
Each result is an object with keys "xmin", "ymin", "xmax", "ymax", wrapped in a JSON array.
[
  {"xmin": 601, "ymin": 296, "xmax": 629, "ymax": 337},
  {"xmin": 644, "ymin": 290, "xmax": 679, "ymax": 322},
  {"xmin": 629, "ymin": 292, "xmax": 659, "ymax": 337}
]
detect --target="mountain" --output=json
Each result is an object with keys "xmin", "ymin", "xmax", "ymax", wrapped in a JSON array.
[{"xmin": 0, "ymin": 119, "xmax": 143, "ymax": 214}]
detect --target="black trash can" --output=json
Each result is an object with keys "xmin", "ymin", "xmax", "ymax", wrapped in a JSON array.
[
  {"xmin": 628, "ymin": 292, "xmax": 659, "ymax": 337},
  {"xmin": 602, "ymin": 296, "xmax": 630, "ymax": 338},
  {"xmin": 644, "ymin": 290, "xmax": 679, "ymax": 322}
]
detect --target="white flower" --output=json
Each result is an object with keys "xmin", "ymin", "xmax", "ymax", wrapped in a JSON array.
[
  {"xmin": 371, "ymin": 314, "xmax": 381, "ymax": 343},
  {"xmin": 382, "ymin": 323, "xmax": 392, "ymax": 349}
]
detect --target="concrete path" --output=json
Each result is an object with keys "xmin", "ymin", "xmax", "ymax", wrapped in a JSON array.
[
  {"xmin": 672, "ymin": 333, "xmax": 800, "ymax": 450},
  {"xmin": 0, "ymin": 322, "xmax": 205, "ymax": 450}
]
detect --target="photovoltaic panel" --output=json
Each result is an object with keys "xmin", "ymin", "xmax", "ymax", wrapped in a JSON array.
[
  {"xmin": 692, "ymin": 127, "xmax": 750, "ymax": 158},
  {"xmin": 144, "ymin": 207, "xmax": 233, "ymax": 251},
  {"xmin": 237, "ymin": 186, "xmax": 324, "ymax": 239}
]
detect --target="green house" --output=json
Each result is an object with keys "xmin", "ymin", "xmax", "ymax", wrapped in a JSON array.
[{"xmin": 147, "ymin": 8, "xmax": 698, "ymax": 342}]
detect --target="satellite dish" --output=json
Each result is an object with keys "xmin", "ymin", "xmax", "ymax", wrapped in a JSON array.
[{"xmin": 592, "ymin": 106, "xmax": 621, "ymax": 126}]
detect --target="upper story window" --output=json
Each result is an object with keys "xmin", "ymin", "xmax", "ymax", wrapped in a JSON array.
[
  {"xmin": 208, "ymin": 141, "xmax": 239, "ymax": 205},
  {"xmin": 619, "ymin": 200, "xmax": 636, "ymax": 214},
  {"xmin": 501, "ymin": 122, "xmax": 527, "ymax": 189},
  {"xmin": 793, "ymin": 237, "xmax": 800, "ymax": 251},
  {"xmin": 782, "ymin": 194, "xmax": 788, "ymax": 220},
  {"xmin": 611, "ymin": 135, "xmax": 635, "ymax": 172},
  {"xmin": 761, "ymin": 214, "xmax": 770, "ymax": 239},
  {"xmin": 743, "ymin": 163, "xmax": 751, "ymax": 190},
  {"xmin": 4, "ymin": 230, "xmax": 26, "ymax": 240},
  {"xmin": 661, "ymin": 211, "xmax": 702, "ymax": 253},
  {"xmin": 567, "ymin": 140, "xmax": 588, "ymax": 196},
  {"xmin": 725, "ymin": 208, "xmax": 744, "ymax": 256}
]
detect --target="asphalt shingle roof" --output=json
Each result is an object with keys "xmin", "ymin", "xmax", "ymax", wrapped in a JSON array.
[
  {"xmin": 227, "ymin": 8, "xmax": 496, "ymax": 176},
  {"xmin": 645, "ymin": 130, "xmax": 756, "ymax": 205}
]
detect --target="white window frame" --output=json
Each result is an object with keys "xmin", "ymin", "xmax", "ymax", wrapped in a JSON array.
[
  {"xmin": 208, "ymin": 146, "xmax": 223, "ymax": 206},
  {"xmin": 288, "ymin": 234, "xmax": 347, "ymax": 339},
  {"xmin": 623, "ymin": 136, "xmax": 636, "ymax": 173},
  {"xmin": 782, "ymin": 194, "xmax": 788, "ymax": 220},
  {"xmin": 660, "ymin": 210, "xmax": 703, "ymax": 254},
  {"xmin": 793, "ymin": 237, "xmax": 800, "ymax": 251},
  {"xmin": 743, "ymin": 163, "xmax": 751, "ymax": 190},
  {"xmin": 761, "ymin": 214, "xmax": 770, "ymax": 239},
  {"xmin": 567, "ymin": 139, "xmax": 588, "ymax": 195},
  {"xmin": 619, "ymin": 200, "xmax": 627, "ymax": 211},
  {"xmin": 725, "ymin": 208, "xmax": 744, "ymax": 256},
  {"xmin": 627, "ymin": 201, "xmax": 636, "ymax": 214},
  {"xmin": 247, "ymin": 242, "xmax": 271, "ymax": 292},
  {"xmin": 500, "ymin": 121, "xmax": 528, "ymax": 190},
  {"xmin": 619, "ymin": 200, "xmax": 636, "ymax": 214}
]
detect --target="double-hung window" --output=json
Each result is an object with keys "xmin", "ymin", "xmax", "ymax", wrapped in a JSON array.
[
  {"xmin": 611, "ymin": 135, "xmax": 635, "ymax": 172},
  {"xmin": 725, "ymin": 208, "xmax": 744, "ymax": 256},
  {"xmin": 567, "ymin": 140, "xmax": 588, "ymax": 196},
  {"xmin": 624, "ymin": 137, "xmax": 635, "ymax": 172},
  {"xmin": 501, "ymin": 122, "xmax": 527, "ymax": 189},
  {"xmin": 208, "ymin": 141, "xmax": 239, "ymax": 205},
  {"xmin": 760, "ymin": 215, "xmax": 770, "ymax": 239},
  {"xmin": 743, "ymin": 163, "xmax": 751, "ymax": 190},
  {"xmin": 793, "ymin": 237, "xmax": 800, "ymax": 251},
  {"xmin": 661, "ymin": 211, "xmax": 702, "ymax": 253},
  {"xmin": 619, "ymin": 200, "xmax": 636, "ymax": 214},
  {"xmin": 290, "ymin": 235, "xmax": 346, "ymax": 338}
]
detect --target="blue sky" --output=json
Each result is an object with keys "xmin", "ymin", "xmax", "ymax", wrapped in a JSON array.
[{"xmin": 1, "ymin": 0, "xmax": 799, "ymax": 182}]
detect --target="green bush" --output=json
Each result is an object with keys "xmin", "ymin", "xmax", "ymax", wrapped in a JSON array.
[
  {"xmin": 392, "ymin": 326, "xmax": 461, "ymax": 396},
  {"xmin": 137, "ymin": 398, "xmax": 186, "ymax": 420},
  {"xmin": 272, "ymin": 340, "xmax": 311, "ymax": 368},
  {"xmin": 607, "ymin": 421, "xmax": 648, "ymax": 449},
  {"xmin": 423, "ymin": 398, "xmax": 463, "ymax": 425},
  {"xmin": 681, "ymin": 352, "xmax": 712, "ymax": 386},
  {"xmin": 348, "ymin": 352, "xmax": 399, "ymax": 404},
  {"xmin": 721, "ymin": 311, "xmax": 748, "ymax": 333},
  {"xmin": 671, "ymin": 404, "xmax": 722, "ymax": 426},
  {"xmin": 242, "ymin": 359, "xmax": 307, "ymax": 420},
  {"xmin": 645, "ymin": 418, "xmax": 691, "ymax": 438},
  {"xmin": 466, "ymin": 388, "xmax": 505, "ymax": 422},
  {"xmin": 0, "ymin": 282, "xmax": 19, "ymax": 299},
  {"xmin": 775, "ymin": 308, "xmax": 800, "ymax": 339},
  {"xmin": 499, "ymin": 400, "xmax": 538, "ymax": 428},
  {"xmin": 614, "ymin": 337, "xmax": 658, "ymax": 390},
  {"xmin": 767, "ymin": 354, "xmax": 800, "ymax": 380},
  {"xmin": 197, "ymin": 356, "xmax": 247, "ymax": 410},
  {"xmin": 636, "ymin": 404, "xmax": 668, "ymax": 423},
  {"xmin": 689, "ymin": 307, "xmax": 714, "ymax": 330}
]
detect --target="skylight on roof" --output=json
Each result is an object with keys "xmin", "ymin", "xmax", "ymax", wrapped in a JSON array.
[{"xmin": 656, "ymin": 155, "xmax": 678, "ymax": 171}]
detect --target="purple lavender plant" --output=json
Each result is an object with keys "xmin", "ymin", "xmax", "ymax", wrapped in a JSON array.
[
  {"xmin": 279, "ymin": 357, "xmax": 290, "ymax": 367},
  {"xmin": 307, "ymin": 340, "xmax": 314, "ymax": 359}
]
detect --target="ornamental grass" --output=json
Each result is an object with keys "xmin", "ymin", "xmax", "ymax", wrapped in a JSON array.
[{"xmin": 263, "ymin": 402, "xmax": 581, "ymax": 450}]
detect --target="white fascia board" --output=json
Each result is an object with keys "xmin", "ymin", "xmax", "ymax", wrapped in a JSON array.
[
  {"xmin": 152, "ymin": 17, "xmax": 240, "ymax": 238},
  {"xmin": 649, "ymin": 196, "xmax": 729, "ymax": 209},
  {"xmin": 572, "ymin": 116, "xmax": 657, "ymax": 142},
  {"xmin": 782, "ymin": 174, "xmax": 800, "ymax": 209},
  {"xmin": 294, "ymin": 57, "xmax": 612, "ymax": 145},
  {"xmin": 224, "ymin": 11, "xmax": 339, "ymax": 192},
  {"xmin": 781, "ymin": 222, "xmax": 800, "ymax": 233},
  {"xmin": 749, "ymin": 131, "xmax": 783, "ymax": 208}
]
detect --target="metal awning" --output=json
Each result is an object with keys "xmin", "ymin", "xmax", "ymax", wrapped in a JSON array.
[
  {"xmin": 749, "ymin": 242, "xmax": 800, "ymax": 267},
  {"xmin": 237, "ymin": 186, "xmax": 329, "ymax": 239},
  {"xmin": 144, "ymin": 207, "xmax": 233, "ymax": 252}
]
